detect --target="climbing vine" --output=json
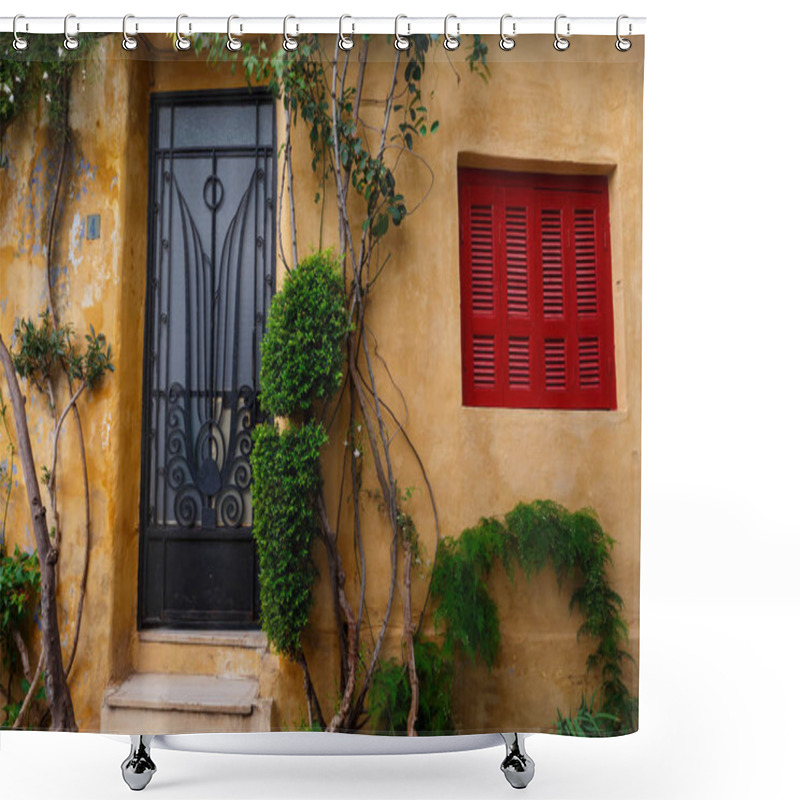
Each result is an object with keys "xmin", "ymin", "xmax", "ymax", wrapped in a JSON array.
[
  {"xmin": 0, "ymin": 34, "xmax": 98, "ymax": 166},
  {"xmin": 0, "ymin": 33, "xmax": 110, "ymax": 732},
  {"xmin": 200, "ymin": 32, "xmax": 490, "ymax": 735}
]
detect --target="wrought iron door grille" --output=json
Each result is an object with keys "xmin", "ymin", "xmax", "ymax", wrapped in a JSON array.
[{"xmin": 139, "ymin": 89, "xmax": 275, "ymax": 628}]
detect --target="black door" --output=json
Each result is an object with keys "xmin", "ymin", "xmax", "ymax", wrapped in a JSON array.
[{"xmin": 139, "ymin": 90, "xmax": 275, "ymax": 628}]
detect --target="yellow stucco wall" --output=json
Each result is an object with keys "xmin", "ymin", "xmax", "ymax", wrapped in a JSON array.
[{"xmin": 1, "ymin": 34, "xmax": 642, "ymax": 733}]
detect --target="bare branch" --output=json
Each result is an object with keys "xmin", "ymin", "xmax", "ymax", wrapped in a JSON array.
[
  {"xmin": 12, "ymin": 649, "xmax": 44, "ymax": 730},
  {"xmin": 12, "ymin": 629, "xmax": 32, "ymax": 684},
  {"xmin": 285, "ymin": 110, "xmax": 299, "ymax": 269},
  {"xmin": 317, "ymin": 493, "xmax": 359, "ymax": 732},
  {"xmin": 65, "ymin": 400, "xmax": 91, "ymax": 679},
  {"xmin": 402, "ymin": 534, "xmax": 419, "ymax": 736},
  {"xmin": 0, "ymin": 334, "xmax": 76, "ymax": 731},
  {"xmin": 297, "ymin": 648, "xmax": 326, "ymax": 729}
]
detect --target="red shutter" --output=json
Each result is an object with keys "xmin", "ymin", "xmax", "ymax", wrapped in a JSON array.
[
  {"xmin": 502, "ymin": 187, "xmax": 536, "ymax": 407},
  {"xmin": 459, "ymin": 179, "xmax": 504, "ymax": 406},
  {"xmin": 533, "ymin": 183, "xmax": 616, "ymax": 410},
  {"xmin": 459, "ymin": 169, "xmax": 615, "ymax": 410}
]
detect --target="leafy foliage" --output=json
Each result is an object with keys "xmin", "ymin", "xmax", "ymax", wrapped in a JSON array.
[
  {"xmin": 251, "ymin": 420, "xmax": 327, "ymax": 658},
  {"xmin": 1, "ymin": 34, "xmax": 100, "ymax": 164},
  {"xmin": 0, "ymin": 545, "xmax": 39, "ymax": 635},
  {"xmin": 259, "ymin": 250, "xmax": 348, "ymax": 418},
  {"xmin": 252, "ymin": 251, "xmax": 349, "ymax": 658},
  {"xmin": 197, "ymin": 34, "xmax": 489, "ymax": 249},
  {"xmin": 12, "ymin": 312, "xmax": 113, "ymax": 393},
  {"xmin": 0, "ymin": 544, "xmax": 41, "ymax": 728},
  {"xmin": 429, "ymin": 500, "xmax": 637, "ymax": 734},
  {"xmin": 368, "ymin": 639, "xmax": 454, "ymax": 735},
  {"xmin": 555, "ymin": 690, "xmax": 621, "ymax": 737}
]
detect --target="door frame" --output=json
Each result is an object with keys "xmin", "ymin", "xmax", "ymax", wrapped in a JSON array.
[{"xmin": 137, "ymin": 87, "xmax": 276, "ymax": 629}]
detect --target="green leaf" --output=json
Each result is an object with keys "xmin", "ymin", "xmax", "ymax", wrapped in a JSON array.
[{"xmin": 371, "ymin": 213, "xmax": 389, "ymax": 239}]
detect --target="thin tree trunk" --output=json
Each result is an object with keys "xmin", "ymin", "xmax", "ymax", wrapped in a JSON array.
[
  {"xmin": 317, "ymin": 494, "xmax": 358, "ymax": 732},
  {"xmin": 285, "ymin": 110, "xmax": 298, "ymax": 269},
  {"xmin": 0, "ymin": 335, "xmax": 77, "ymax": 731},
  {"xmin": 296, "ymin": 649, "xmax": 325, "ymax": 729},
  {"xmin": 402, "ymin": 534, "xmax": 419, "ymax": 736}
]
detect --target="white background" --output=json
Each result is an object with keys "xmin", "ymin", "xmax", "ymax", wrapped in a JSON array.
[{"xmin": 2, "ymin": 1, "xmax": 799, "ymax": 798}]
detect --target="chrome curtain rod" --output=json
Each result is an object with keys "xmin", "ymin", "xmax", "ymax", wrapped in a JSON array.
[{"xmin": 0, "ymin": 15, "xmax": 646, "ymax": 37}]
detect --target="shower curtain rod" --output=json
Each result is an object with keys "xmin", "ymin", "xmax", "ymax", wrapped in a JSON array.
[{"xmin": 0, "ymin": 15, "xmax": 646, "ymax": 37}]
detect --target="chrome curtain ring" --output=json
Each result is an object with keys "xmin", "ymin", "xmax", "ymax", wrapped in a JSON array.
[
  {"xmin": 499, "ymin": 14, "xmax": 515, "ymax": 51},
  {"xmin": 394, "ymin": 15, "xmax": 410, "ymax": 51},
  {"xmin": 64, "ymin": 13, "xmax": 79, "ymax": 51},
  {"xmin": 122, "ymin": 15, "xmax": 138, "ymax": 51},
  {"xmin": 12, "ymin": 15, "xmax": 28, "ymax": 51},
  {"xmin": 338, "ymin": 15, "xmax": 355, "ymax": 51},
  {"xmin": 554, "ymin": 14, "xmax": 570, "ymax": 51},
  {"xmin": 227, "ymin": 15, "xmax": 242, "ymax": 52},
  {"xmin": 283, "ymin": 15, "xmax": 298, "ymax": 52},
  {"xmin": 175, "ymin": 14, "xmax": 192, "ymax": 51},
  {"xmin": 616, "ymin": 14, "xmax": 632, "ymax": 51},
  {"xmin": 443, "ymin": 14, "xmax": 460, "ymax": 51}
]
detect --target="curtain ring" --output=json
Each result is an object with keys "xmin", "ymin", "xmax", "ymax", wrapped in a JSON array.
[
  {"xmin": 616, "ymin": 14, "xmax": 632, "ymax": 51},
  {"xmin": 338, "ymin": 15, "xmax": 355, "ymax": 51},
  {"xmin": 227, "ymin": 15, "xmax": 242, "ymax": 52},
  {"xmin": 12, "ymin": 15, "xmax": 28, "ymax": 51},
  {"xmin": 175, "ymin": 14, "xmax": 191, "ymax": 51},
  {"xmin": 283, "ymin": 15, "xmax": 298, "ymax": 52},
  {"xmin": 394, "ymin": 15, "xmax": 410, "ymax": 51},
  {"xmin": 122, "ymin": 15, "xmax": 138, "ymax": 51},
  {"xmin": 499, "ymin": 14, "xmax": 515, "ymax": 51},
  {"xmin": 554, "ymin": 14, "xmax": 570, "ymax": 51},
  {"xmin": 443, "ymin": 14, "xmax": 460, "ymax": 51},
  {"xmin": 64, "ymin": 14, "xmax": 80, "ymax": 51}
]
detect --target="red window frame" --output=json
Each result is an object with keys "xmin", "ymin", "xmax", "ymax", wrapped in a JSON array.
[{"xmin": 458, "ymin": 168, "xmax": 617, "ymax": 410}]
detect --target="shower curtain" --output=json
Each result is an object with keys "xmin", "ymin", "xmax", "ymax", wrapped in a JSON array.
[{"xmin": 0, "ymin": 25, "xmax": 643, "ymax": 738}]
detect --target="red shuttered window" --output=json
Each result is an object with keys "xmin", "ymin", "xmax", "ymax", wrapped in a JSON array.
[{"xmin": 458, "ymin": 168, "xmax": 616, "ymax": 410}]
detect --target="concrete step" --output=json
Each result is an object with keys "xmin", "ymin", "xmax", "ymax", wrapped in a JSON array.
[
  {"xmin": 100, "ymin": 673, "xmax": 273, "ymax": 734},
  {"xmin": 132, "ymin": 629, "xmax": 271, "ymax": 680}
]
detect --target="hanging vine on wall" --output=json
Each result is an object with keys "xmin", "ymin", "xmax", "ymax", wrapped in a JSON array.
[{"xmin": 368, "ymin": 500, "xmax": 638, "ymax": 736}]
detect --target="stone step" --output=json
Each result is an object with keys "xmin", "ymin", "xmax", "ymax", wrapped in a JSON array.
[
  {"xmin": 101, "ymin": 673, "xmax": 273, "ymax": 734},
  {"xmin": 132, "ymin": 629, "xmax": 270, "ymax": 680}
]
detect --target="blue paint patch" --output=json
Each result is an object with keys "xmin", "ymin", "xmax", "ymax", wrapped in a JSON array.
[{"xmin": 0, "ymin": 298, "xmax": 6, "ymax": 314}]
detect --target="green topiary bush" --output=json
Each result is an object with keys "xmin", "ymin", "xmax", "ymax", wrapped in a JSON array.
[
  {"xmin": 251, "ymin": 420, "xmax": 327, "ymax": 657},
  {"xmin": 251, "ymin": 250, "xmax": 349, "ymax": 659},
  {"xmin": 259, "ymin": 249, "xmax": 349, "ymax": 418}
]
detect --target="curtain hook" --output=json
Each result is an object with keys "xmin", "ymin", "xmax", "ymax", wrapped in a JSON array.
[
  {"xmin": 283, "ymin": 15, "xmax": 298, "ymax": 52},
  {"xmin": 227, "ymin": 15, "xmax": 242, "ymax": 52},
  {"xmin": 499, "ymin": 14, "xmax": 516, "ymax": 51},
  {"xmin": 554, "ymin": 14, "xmax": 570, "ymax": 51},
  {"xmin": 444, "ymin": 14, "xmax": 460, "ymax": 51},
  {"xmin": 122, "ymin": 15, "xmax": 138, "ymax": 51},
  {"xmin": 616, "ymin": 14, "xmax": 632, "ymax": 51},
  {"xmin": 64, "ymin": 13, "xmax": 80, "ymax": 51},
  {"xmin": 12, "ymin": 15, "xmax": 28, "ymax": 51},
  {"xmin": 175, "ymin": 14, "xmax": 191, "ymax": 51},
  {"xmin": 394, "ymin": 15, "xmax": 410, "ymax": 51},
  {"xmin": 338, "ymin": 15, "xmax": 355, "ymax": 51}
]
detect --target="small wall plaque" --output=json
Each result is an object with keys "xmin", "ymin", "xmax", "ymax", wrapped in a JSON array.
[{"xmin": 86, "ymin": 214, "xmax": 101, "ymax": 240}]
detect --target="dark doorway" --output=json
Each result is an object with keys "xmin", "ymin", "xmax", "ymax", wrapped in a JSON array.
[{"xmin": 138, "ymin": 89, "xmax": 275, "ymax": 628}]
